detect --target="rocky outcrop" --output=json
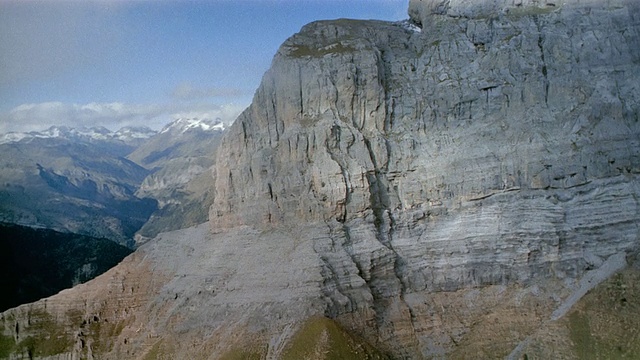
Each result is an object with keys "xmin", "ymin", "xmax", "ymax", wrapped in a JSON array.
[
  {"xmin": 205, "ymin": 0, "xmax": 640, "ymax": 355},
  {"xmin": 1, "ymin": 0, "xmax": 639, "ymax": 358},
  {"xmin": 211, "ymin": 0, "xmax": 639, "ymax": 285},
  {"xmin": 407, "ymin": 0, "xmax": 634, "ymax": 22}
]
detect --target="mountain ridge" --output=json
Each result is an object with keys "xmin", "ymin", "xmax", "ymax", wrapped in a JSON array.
[
  {"xmin": 0, "ymin": 116, "xmax": 229, "ymax": 246},
  {"xmin": 0, "ymin": 136, "xmax": 157, "ymax": 247},
  {"xmin": 128, "ymin": 117, "xmax": 228, "ymax": 242},
  {"xmin": 0, "ymin": 117, "xmax": 225, "ymax": 147},
  {"xmin": 0, "ymin": 125, "xmax": 157, "ymax": 147}
]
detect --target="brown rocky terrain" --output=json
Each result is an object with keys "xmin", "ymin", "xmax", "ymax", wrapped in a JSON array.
[{"xmin": 1, "ymin": 0, "xmax": 639, "ymax": 358}]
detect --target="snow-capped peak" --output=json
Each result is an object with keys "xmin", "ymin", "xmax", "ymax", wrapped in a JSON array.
[
  {"xmin": 0, "ymin": 126, "xmax": 78, "ymax": 144},
  {"xmin": 159, "ymin": 117, "xmax": 226, "ymax": 135},
  {"xmin": 75, "ymin": 126, "xmax": 112, "ymax": 140},
  {"xmin": 0, "ymin": 132, "xmax": 30, "ymax": 144},
  {"xmin": 0, "ymin": 117, "xmax": 224, "ymax": 145}
]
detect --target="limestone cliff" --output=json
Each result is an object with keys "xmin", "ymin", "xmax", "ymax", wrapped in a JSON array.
[{"xmin": 1, "ymin": 0, "xmax": 639, "ymax": 359}]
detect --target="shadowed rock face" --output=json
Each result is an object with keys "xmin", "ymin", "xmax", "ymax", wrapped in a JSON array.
[{"xmin": 1, "ymin": 1, "xmax": 639, "ymax": 359}]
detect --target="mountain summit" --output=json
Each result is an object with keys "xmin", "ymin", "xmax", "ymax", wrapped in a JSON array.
[
  {"xmin": 1, "ymin": 0, "xmax": 639, "ymax": 358},
  {"xmin": 158, "ymin": 117, "xmax": 226, "ymax": 135}
]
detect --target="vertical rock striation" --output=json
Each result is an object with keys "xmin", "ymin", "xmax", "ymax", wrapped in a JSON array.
[
  {"xmin": 2, "ymin": 0, "xmax": 639, "ymax": 358},
  {"xmin": 209, "ymin": 0, "xmax": 640, "ymax": 355}
]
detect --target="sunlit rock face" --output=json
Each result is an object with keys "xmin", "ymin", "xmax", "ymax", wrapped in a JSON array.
[
  {"xmin": 211, "ymin": 0, "xmax": 639, "ymax": 293},
  {"xmin": 1, "ymin": 0, "xmax": 639, "ymax": 358},
  {"xmin": 208, "ymin": 0, "xmax": 639, "ymax": 354}
]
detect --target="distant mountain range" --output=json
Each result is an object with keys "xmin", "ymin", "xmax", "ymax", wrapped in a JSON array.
[
  {"xmin": 0, "ymin": 125, "xmax": 157, "ymax": 151},
  {"xmin": 0, "ymin": 117, "xmax": 228, "ymax": 247},
  {"xmin": 0, "ymin": 117, "xmax": 228, "ymax": 311}
]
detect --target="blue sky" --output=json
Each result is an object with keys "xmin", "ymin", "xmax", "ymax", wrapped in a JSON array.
[{"xmin": 0, "ymin": 0, "xmax": 408, "ymax": 133}]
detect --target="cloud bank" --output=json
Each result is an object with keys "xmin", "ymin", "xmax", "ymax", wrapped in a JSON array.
[{"xmin": 0, "ymin": 101, "xmax": 246, "ymax": 134}]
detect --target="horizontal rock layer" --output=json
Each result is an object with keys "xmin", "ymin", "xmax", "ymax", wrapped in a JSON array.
[
  {"xmin": 2, "ymin": 0, "xmax": 639, "ymax": 358},
  {"xmin": 207, "ymin": 0, "xmax": 640, "ymax": 355},
  {"xmin": 210, "ymin": 0, "xmax": 639, "ymax": 285}
]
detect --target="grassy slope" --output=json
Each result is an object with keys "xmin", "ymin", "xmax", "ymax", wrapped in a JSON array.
[{"xmin": 520, "ymin": 263, "xmax": 640, "ymax": 359}]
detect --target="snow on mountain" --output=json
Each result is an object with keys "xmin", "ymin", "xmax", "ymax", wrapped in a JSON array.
[
  {"xmin": 159, "ymin": 118, "xmax": 226, "ymax": 135},
  {"xmin": 396, "ymin": 19, "xmax": 422, "ymax": 33},
  {"xmin": 0, "ymin": 132, "xmax": 30, "ymax": 143},
  {"xmin": 0, "ymin": 125, "xmax": 157, "ymax": 145},
  {"xmin": 0, "ymin": 117, "xmax": 225, "ymax": 145}
]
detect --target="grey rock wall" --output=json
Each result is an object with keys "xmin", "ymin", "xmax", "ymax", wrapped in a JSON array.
[
  {"xmin": 211, "ymin": 0, "xmax": 639, "ymax": 275},
  {"xmin": 2, "ymin": 1, "xmax": 639, "ymax": 359},
  {"xmin": 209, "ymin": 0, "xmax": 639, "ymax": 354},
  {"xmin": 408, "ymin": 0, "xmax": 636, "ymax": 22}
]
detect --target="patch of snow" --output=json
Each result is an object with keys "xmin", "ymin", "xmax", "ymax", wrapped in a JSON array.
[
  {"xmin": 76, "ymin": 126, "xmax": 112, "ymax": 140},
  {"xmin": 0, "ymin": 132, "xmax": 30, "ymax": 144},
  {"xmin": 212, "ymin": 122, "xmax": 225, "ymax": 131},
  {"xmin": 396, "ymin": 20, "xmax": 422, "ymax": 33},
  {"xmin": 160, "ymin": 117, "xmax": 226, "ymax": 134}
]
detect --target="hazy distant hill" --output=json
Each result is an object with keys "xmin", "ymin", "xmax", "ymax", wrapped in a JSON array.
[
  {"xmin": 0, "ymin": 120, "xmax": 226, "ymax": 312},
  {"xmin": 127, "ymin": 117, "xmax": 225, "ymax": 169}
]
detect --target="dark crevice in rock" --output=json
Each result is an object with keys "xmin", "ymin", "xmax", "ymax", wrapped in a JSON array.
[
  {"xmin": 534, "ymin": 16, "xmax": 550, "ymax": 105},
  {"xmin": 363, "ymin": 136, "xmax": 410, "ymax": 305},
  {"xmin": 325, "ymin": 122, "xmax": 358, "ymax": 223}
]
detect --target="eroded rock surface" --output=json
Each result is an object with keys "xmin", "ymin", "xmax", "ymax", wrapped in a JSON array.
[{"xmin": 1, "ymin": 0, "xmax": 639, "ymax": 358}]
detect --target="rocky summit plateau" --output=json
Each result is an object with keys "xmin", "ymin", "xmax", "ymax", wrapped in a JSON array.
[{"xmin": 1, "ymin": 0, "xmax": 639, "ymax": 358}]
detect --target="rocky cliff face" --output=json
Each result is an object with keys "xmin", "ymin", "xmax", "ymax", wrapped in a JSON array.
[
  {"xmin": 2, "ymin": 0, "xmax": 639, "ymax": 358},
  {"xmin": 211, "ymin": 0, "xmax": 639, "ymax": 314}
]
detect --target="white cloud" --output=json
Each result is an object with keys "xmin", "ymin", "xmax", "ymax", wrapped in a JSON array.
[{"xmin": 0, "ymin": 101, "xmax": 247, "ymax": 134}]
